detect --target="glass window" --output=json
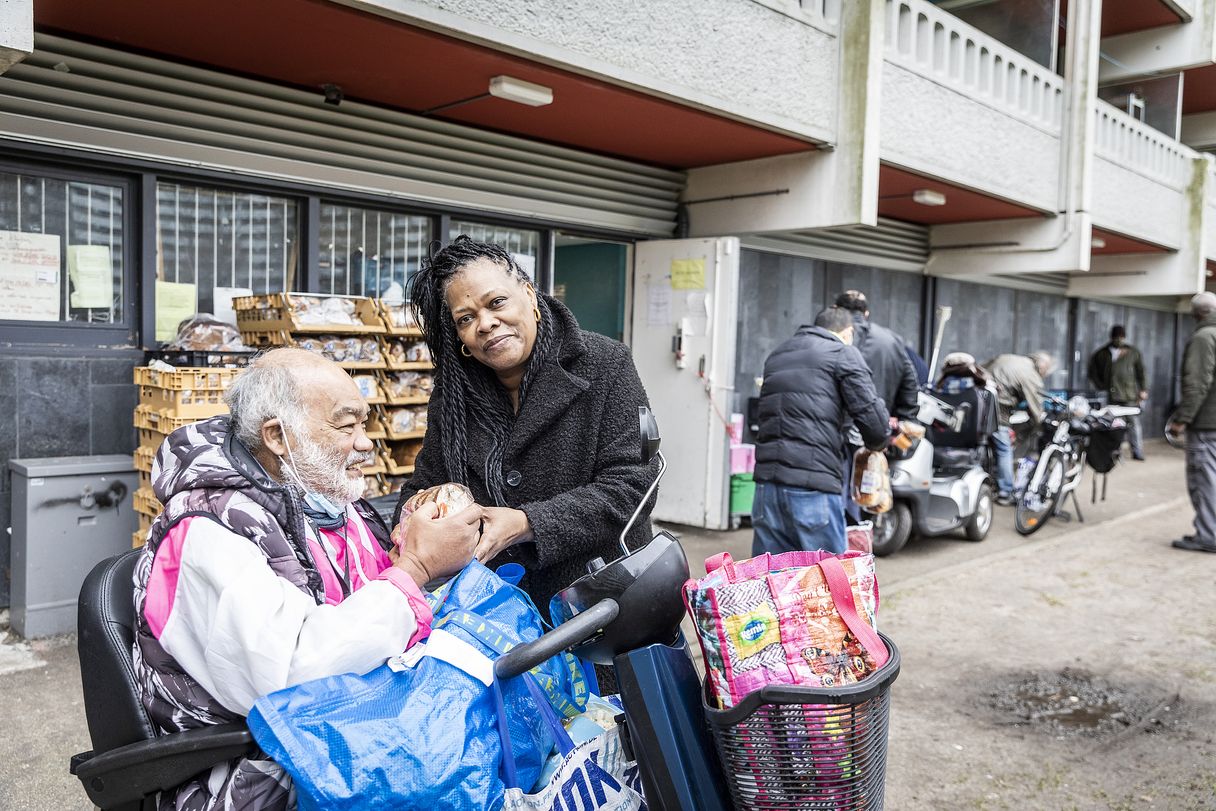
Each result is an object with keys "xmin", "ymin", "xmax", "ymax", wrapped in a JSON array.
[
  {"xmin": 0, "ymin": 169, "xmax": 125, "ymax": 324},
  {"xmin": 156, "ymin": 182, "xmax": 299, "ymax": 331},
  {"xmin": 319, "ymin": 203, "xmax": 432, "ymax": 299},
  {"xmin": 449, "ymin": 220, "xmax": 541, "ymax": 280}
]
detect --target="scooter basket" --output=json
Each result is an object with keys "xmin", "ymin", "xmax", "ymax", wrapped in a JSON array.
[{"xmin": 703, "ymin": 633, "xmax": 900, "ymax": 811}]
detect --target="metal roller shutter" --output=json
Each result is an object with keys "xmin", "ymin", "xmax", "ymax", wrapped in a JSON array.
[
  {"xmin": 0, "ymin": 34, "xmax": 683, "ymax": 235},
  {"xmin": 740, "ymin": 218, "xmax": 930, "ymax": 272}
]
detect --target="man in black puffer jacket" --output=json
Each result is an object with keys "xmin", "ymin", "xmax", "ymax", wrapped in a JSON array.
[{"xmin": 753, "ymin": 306, "xmax": 890, "ymax": 555}]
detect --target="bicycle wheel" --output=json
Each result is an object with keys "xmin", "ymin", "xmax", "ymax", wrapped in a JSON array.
[{"xmin": 1015, "ymin": 451, "xmax": 1065, "ymax": 535}]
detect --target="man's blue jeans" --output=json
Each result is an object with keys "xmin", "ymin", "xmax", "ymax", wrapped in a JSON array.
[
  {"xmin": 751, "ymin": 482, "xmax": 846, "ymax": 555},
  {"xmin": 992, "ymin": 426, "xmax": 1014, "ymax": 496}
]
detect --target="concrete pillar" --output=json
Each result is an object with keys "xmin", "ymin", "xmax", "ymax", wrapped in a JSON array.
[
  {"xmin": 684, "ymin": 0, "xmax": 883, "ymax": 235},
  {"xmin": 0, "ymin": 0, "xmax": 33, "ymax": 75}
]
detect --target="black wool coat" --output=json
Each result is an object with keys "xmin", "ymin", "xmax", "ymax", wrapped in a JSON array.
[{"xmin": 399, "ymin": 300, "xmax": 659, "ymax": 614}]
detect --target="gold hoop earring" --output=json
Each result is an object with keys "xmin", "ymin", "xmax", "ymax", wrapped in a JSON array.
[
  {"xmin": 533, "ymin": 305, "xmax": 541, "ymax": 323},
  {"xmin": 461, "ymin": 343, "xmax": 472, "ymax": 357}
]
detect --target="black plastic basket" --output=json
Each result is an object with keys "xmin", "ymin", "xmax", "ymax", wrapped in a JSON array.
[
  {"xmin": 145, "ymin": 348, "xmax": 258, "ymax": 368},
  {"xmin": 703, "ymin": 633, "xmax": 901, "ymax": 811}
]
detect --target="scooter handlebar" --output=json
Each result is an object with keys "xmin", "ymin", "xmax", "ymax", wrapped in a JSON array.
[{"xmin": 492, "ymin": 598, "xmax": 620, "ymax": 679}]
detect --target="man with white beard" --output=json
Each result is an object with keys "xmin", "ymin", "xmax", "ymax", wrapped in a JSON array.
[{"xmin": 131, "ymin": 348, "xmax": 481, "ymax": 810}]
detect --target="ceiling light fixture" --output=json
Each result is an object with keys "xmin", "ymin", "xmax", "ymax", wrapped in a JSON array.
[
  {"xmin": 912, "ymin": 189, "xmax": 947, "ymax": 206},
  {"xmin": 489, "ymin": 76, "xmax": 553, "ymax": 107},
  {"xmin": 421, "ymin": 75, "xmax": 554, "ymax": 116},
  {"xmin": 1091, "ymin": 237, "xmax": 1107, "ymax": 249}
]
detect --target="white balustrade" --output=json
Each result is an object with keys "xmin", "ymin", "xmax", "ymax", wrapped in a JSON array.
[
  {"xmin": 884, "ymin": 0, "xmax": 1064, "ymax": 131},
  {"xmin": 1093, "ymin": 99, "xmax": 1193, "ymax": 188}
]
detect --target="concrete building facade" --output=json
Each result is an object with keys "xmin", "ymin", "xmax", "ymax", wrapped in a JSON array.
[{"xmin": 0, "ymin": 0, "xmax": 1211, "ymax": 567}]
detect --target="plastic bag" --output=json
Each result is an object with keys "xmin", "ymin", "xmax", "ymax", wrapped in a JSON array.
[
  {"xmin": 402, "ymin": 482, "xmax": 475, "ymax": 518},
  {"xmin": 167, "ymin": 314, "xmax": 246, "ymax": 351},
  {"xmin": 247, "ymin": 562, "xmax": 590, "ymax": 810},
  {"xmin": 506, "ymin": 724, "xmax": 647, "ymax": 811},
  {"xmin": 852, "ymin": 449, "xmax": 892, "ymax": 514}
]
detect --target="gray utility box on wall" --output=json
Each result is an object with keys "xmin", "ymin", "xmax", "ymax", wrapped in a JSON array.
[{"xmin": 10, "ymin": 455, "xmax": 138, "ymax": 638}]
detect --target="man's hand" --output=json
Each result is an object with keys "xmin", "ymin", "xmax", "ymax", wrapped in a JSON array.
[
  {"xmin": 393, "ymin": 502, "xmax": 481, "ymax": 587},
  {"xmin": 474, "ymin": 506, "xmax": 533, "ymax": 563},
  {"xmin": 1139, "ymin": 390, "xmax": 1149, "ymax": 402},
  {"xmin": 1168, "ymin": 421, "xmax": 1187, "ymax": 437}
]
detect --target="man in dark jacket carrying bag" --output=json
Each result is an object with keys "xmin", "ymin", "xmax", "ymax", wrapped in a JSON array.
[{"xmin": 752, "ymin": 306, "xmax": 890, "ymax": 555}]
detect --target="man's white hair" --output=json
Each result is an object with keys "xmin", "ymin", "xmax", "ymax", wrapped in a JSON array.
[
  {"xmin": 1192, "ymin": 291, "xmax": 1216, "ymax": 319},
  {"xmin": 224, "ymin": 353, "xmax": 308, "ymax": 452},
  {"xmin": 1029, "ymin": 351, "xmax": 1055, "ymax": 377}
]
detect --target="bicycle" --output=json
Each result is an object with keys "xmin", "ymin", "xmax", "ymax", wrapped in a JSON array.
[{"xmin": 1012, "ymin": 395, "xmax": 1139, "ymax": 536}]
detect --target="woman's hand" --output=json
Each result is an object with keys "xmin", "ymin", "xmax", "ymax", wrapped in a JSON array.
[{"xmin": 475, "ymin": 506, "xmax": 534, "ymax": 563}]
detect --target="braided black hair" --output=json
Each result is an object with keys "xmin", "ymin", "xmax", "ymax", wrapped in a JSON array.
[{"xmin": 408, "ymin": 235, "xmax": 557, "ymax": 505}]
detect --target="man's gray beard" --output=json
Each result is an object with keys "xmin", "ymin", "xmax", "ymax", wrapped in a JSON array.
[{"xmin": 287, "ymin": 430, "xmax": 375, "ymax": 506}]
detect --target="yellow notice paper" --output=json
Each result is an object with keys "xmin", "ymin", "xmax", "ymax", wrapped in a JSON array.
[
  {"xmin": 155, "ymin": 280, "xmax": 197, "ymax": 342},
  {"xmin": 0, "ymin": 230, "xmax": 61, "ymax": 321},
  {"xmin": 67, "ymin": 245, "xmax": 114, "ymax": 309},
  {"xmin": 670, "ymin": 258, "xmax": 705, "ymax": 290}
]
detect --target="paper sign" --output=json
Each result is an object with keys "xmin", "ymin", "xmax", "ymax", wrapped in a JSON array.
[
  {"xmin": 670, "ymin": 258, "xmax": 705, "ymax": 290},
  {"xmin": 511, "ymin": 252, "xmax": 537, "ymax": 281},
  {"xmin": 67, "ymin": 245, "xmax": 114, "ymax": 309},
  {"xmin": 155, "ymin": 280, "xmax": 197, "ymax": 342},
  {"xmin": 0, "ymin": 231, "xmax": 62, "ymax": 321},
  {"xmin": 213, "ymin": 286, "xmax": 253, "ymax": 328},
  {"xmin": 647, "ymin": 283, "xmax": 672, "ymax": 327}
]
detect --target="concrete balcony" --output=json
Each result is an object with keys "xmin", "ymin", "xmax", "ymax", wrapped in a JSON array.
[
  {"xmin": 880, "ymin": 0, "xmax": 1064, "ymax": 214},
  {"xmin": 1099, "ymin": 0, "xmax": 1216, "ymax": 82},
  {"xmin": 333, "ymin": 0, "xmax": 844, "ymax": 147},
  {"xmin": 1091, "ymin": 100, "xmax": 1196, "ymax": 250}
]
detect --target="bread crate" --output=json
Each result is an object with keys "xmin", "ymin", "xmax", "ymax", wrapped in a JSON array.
[
  {"xmin": 233, "ymin": 293, "xmax": 385, "ymax": 334},
  {"xmin": 135, "ymin": 366, "xmax": 236, "ymax": 418},
  {"xmin": 134, "ymin": 445, "xmax": 157, "ymax": 474},
  {"xmin": 375, "ymin": 300, "xmax": 424, "ymax": 336},
  {"xmin": 134, "ymin": 486, "xmax": 163, "ymax": 519}
]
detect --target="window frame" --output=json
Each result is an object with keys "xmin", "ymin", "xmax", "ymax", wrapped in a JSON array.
[
  {"xmin": 1, "ymin": 139, "xmax": 648, "ymax": 349},
  {"xmin": 0, "ymin": 157, "xmax": 139, "ymax": 348}
]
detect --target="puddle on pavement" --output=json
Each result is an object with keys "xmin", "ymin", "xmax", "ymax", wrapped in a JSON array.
[{"xmin": 990, "ymin": 669, "xmax": 1173, "ymax": 738}]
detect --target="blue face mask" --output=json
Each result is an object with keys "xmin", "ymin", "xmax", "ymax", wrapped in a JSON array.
[
  {"xmin": 303, "ymin": 490, "xmax": 346, "ymax": 522},
  {"xmin": 279, "ymin": 419, "xmax": 349, "ymax": 526}
]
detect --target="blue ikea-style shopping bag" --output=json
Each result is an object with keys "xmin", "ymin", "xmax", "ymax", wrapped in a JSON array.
[{"xmin": 247, "ymin": 561, "xmax": 589, "ymax": 810}]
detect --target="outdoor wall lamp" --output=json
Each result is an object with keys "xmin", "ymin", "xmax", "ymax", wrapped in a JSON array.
[
  {"xmin": 879, "ymin": 189, "xmax": 948, "ymax": 206},
  {"xmin": 422, "ymin": 75, "xmax": 554, "ymax": 115},
  {"xmin": 322, "ymin": 84, "xmax": 344, "ymax": 106},
  {"xmin": 1091, "ymin": 237, "xmax": 1107, "ymax": 249},
  {"xmin": 911, "ymin": 189, "xmax": 947, "ymax": 206}
]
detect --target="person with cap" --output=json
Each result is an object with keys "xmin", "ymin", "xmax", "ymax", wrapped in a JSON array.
[
  {"xmin": 1088, "ymin": 325, "xmax": 1148, "ymax": 461},
  {"xmin": 834, "ymin": 290, "xmax": 920, "ymax": 420},
  {"xmin": 984, "ymin": 351, "xmax": 1054, "ymax": 505},
  {"xmin": 1168, "ymin": 292, "xmax": 1216, "ymax": 553}
]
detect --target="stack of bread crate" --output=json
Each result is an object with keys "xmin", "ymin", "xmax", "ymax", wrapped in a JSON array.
[{"xmin": 131, "ymin": 366, "xmax": 239, "ymax": 547}]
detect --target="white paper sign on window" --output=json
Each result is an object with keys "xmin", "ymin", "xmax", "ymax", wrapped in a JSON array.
[
  {"xmin": 0, "ymin": 231, "xmax": 62, "ymax": 322},
  {"xmin": 67, "ymin": 245, "xmax": 114, "ymax": 309}
]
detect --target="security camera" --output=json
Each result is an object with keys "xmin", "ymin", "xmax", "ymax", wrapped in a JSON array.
[{"xmin": 322, "ymin": 84, "xmax": 343, "ymax": 106}]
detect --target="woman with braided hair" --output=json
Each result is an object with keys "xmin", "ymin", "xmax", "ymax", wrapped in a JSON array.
[{"xmin": 393, "ymin": 235, "xmax": 658, "ymax": 615}]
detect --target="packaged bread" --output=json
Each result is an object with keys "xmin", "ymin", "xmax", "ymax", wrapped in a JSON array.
[
  {"xmin": 401, "ymin": 482, "xmax": 476, "ymax": 518},
  {"xmin": 352, "ymin": 375, "xmax": 379, "ymax": 401},
  {"xmin": 405, "ymin": 341, "xmax": 431, "ymax": 362},
  {"xmin": 391, "ymin": 440, "xmax": 424, "ymax": 468},
  {"xmin": 852, "ymin": 448, "xmax": 892, "ymax": 513},
  {"xmin": 891, "ymin": 421, "xmax": 926, "ymax": 452}
]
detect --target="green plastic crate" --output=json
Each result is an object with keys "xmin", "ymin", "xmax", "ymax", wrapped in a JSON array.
[{"xmin": 730, "ymin": 473, "xmax": 755, "ymax": 515}]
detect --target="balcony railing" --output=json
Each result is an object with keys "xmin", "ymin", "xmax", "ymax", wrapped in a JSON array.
[
  {"xmin": 1093, "ymin": 100, "xmax": 1193, "ymax": 187},
  {"xmin": 884, "ymin": 0, "xmax": 1064, "ymax": 131}
]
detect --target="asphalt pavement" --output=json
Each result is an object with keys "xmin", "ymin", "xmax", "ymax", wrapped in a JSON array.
[{"xmin": 1, "ymin": 440, "xmax": 1211, "ymax": 810}]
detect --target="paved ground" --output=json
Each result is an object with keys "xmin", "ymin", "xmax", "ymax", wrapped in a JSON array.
[{"xmin": 2, "ymin": 440, "xmax": 1213, "ymax": 809}]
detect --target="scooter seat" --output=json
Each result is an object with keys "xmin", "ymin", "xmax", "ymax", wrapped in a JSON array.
[{"xmin": 933, "ymin": 445, "xmax": 983, "ymax": 471}]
